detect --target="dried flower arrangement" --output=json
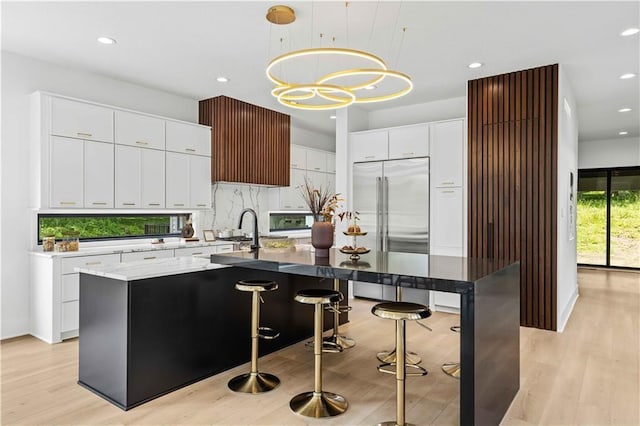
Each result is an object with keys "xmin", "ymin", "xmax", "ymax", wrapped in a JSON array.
[
  {"xmin": 337, "ymin": 210, "xmax": 361, "ymax": 232},
  {"xmin": 298, "ymin": 177, "xmax": 342, "ymax": 222}
]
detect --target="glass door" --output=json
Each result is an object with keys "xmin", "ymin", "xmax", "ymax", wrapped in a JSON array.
[{"xmin": 577, "ymin": 167, "xmax": 640, "ymax": 269}]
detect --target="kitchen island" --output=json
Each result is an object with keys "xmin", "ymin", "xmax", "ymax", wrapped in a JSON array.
[{"xmin": 210, "ymin": 248, "xmax": 520, "ymax": 426}]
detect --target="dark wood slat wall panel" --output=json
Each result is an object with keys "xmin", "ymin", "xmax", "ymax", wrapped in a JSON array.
[
  {"xmin": 199, "ymin": 96, "xmax": 290, "ymax": 186},
  {"xmin": 468, "ymin": 64, "xmax": 558, "ymax": 330}
]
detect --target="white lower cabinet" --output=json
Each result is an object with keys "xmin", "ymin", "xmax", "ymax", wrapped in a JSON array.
[{"xmin": 430, "ymin": 187, "xmax": 463, "ymax": 255}]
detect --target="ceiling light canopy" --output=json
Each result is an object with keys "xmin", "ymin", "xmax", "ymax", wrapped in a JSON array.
[
  {"xmin": 329, "ymin": 115, "xmax": 337, "ymax": 120},
  {"xmin": 468, "ymin": 62, "xmax": 483, "ymax": 69},
  {"xmin": 97, "ymin": 36, "xmax": 117, "ymax": 45},
  {"xmin": 618, "ymin": 107, "xmax": 632, "ymax": 112},
  {"xmin": 265, "ymin": 4, "xmax": 412, "ymax": 110},
  {"xmin": 619, "ymin": 131, "xmax": 628, "ymax": 135},
  {"xmin": 620, "ymin": 73, "xmax": 636, "ymax": 79},
  {"xmin": 216, "ymin": 76, "xmax": 229, "ymax": 83},
  {"xmin": 620, "ymin": 27, "xmax": 639, "ymax": 36}
]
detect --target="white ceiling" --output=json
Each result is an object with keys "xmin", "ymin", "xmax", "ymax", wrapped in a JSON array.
[{"xmin": 2, "ymin": 1, "xmax": 639, "ymax": 141}]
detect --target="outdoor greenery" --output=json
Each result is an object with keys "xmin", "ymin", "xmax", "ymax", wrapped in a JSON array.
[
  {"xmin": 577, "ymin": 190, "xmax": 640, "ymax": 266},
  {"xmin": 39, "ymin": 215, "xmax": 181, "ymax": 241}
]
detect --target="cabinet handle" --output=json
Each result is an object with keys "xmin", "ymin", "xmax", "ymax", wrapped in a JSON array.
[
  {"xmin": 364, "ymin": 155, "xmax": 375, "ymax": 159},
  {"xmin": 77, "ymin": 132, "xmax": 92, "ymax": 138},
  {"xmin": 284, "ymin": 205, "xmax": 292, "ymax": 208},
  {"xmin": 59, "ymin": 201, "xmax": 76, "ymax": 205},
  {"xmin": 441, "ymin": 181, "xmax": 455, "ymax": 185},
  {"xmin": 85, "ymin": 261, "xmax": 101, "ymax": 266},
  {"xmin": 402, "ymin": 152, "xmax": 415, "ymax": 156},
  {"xmin": 314, "ymin": 167, "xmax": 320, "ymax": 170},
  {"xmin": 442, "ymin": 190, "xmax": 455, "ymax": 193},
  {"xmin": 122, "ymin": 202, "xmax": 136, "ymax": 206},
  {"xmin": 173, "ymin": 203, "xmax": 185, "ymax": 207},
  {"xmin": 196, "ymin": 204, "xmax": 207, "ymax": 207},
  {"xmin": 148, "ymin": 203, "xmax": 161, "ymax": 206},
  {"xmin": 185, "ymin": 148, "xmax": 196, "ymax": 152},
  {"xmin": 92, "ymin": 202, "xmax": 107, "ymax": 205},
  {"xmin": 191, "ymin": 252, "xmax": 203, "ymax": 255},
  {"xmin": 136, "ymin": 140, "xmax": 149, "ymax": 145},
  {"xmin": 143, "ymin": 256, "xmax": 156, "ymax": 260},
  {"xmin": 291, "ymin": 163, "xmax": 298, "ymax": 167}
]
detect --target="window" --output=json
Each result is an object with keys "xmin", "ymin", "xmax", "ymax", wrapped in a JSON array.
[{"xmin": 37, "ymin": 213, "xmax": 189, "ymax": 244}]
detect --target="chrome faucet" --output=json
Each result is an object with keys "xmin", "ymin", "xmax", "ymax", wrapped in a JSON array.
[{"xmin": 238, "ymin": 208, "xmax": 259, "ymax": 251}]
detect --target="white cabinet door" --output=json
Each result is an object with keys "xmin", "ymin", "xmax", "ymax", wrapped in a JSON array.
[
  {"xmin": 166, "ymin": 121, "xmax": 211, "ymax": 156},
  {"xmin": 84, "ymin": 140, "xmax": 114, "ymax": 208},
  {"xmin": 115, "ymin": 110, "xmax": 165, "ymax": 150},
  {"xmin": 141, "ymin": 148, "xmax": 165, "ymax": 208},
  {"xmin": 114, "ymin": 145, "xmax": 141, "ymax": 208},
  {"xmin": 388, "ymin": 124, "xmax": 429, "ymax": 160},
  {"xmin": 326, "ymin": 153, "xmax": 336, "ymax": 173},
  {"xmin": 215, "ymin": 244, "xmax": 234, "ymax": 253},
  {"xmin": 351, "ymin": 131, "xmax": 388, "ymax": 162},
  {"xmin": 190, "ymin": 155, "xmax": 211, "ymax": 209},
  {"xmin": 430, "ymin": 120, "xmax": 464, "ymax": 187},
  {"xmin": 306, "ymin": 150, "xmax": 327, "ymax": 172},
  {"xmin": 51, "ymin": 97, "xmax": 113, "ymax": 143},
  {"xmin": 430, "ymin": 187, "xmax": 463, "ymax": 254},
  {"xmin": 307, "ymin": 170, "xmax": 327, "ymax": 191},
  {"xmin": 326, "ymin": 173, "xmax": 336, "ymax": 196},
  {"xmin": 121, "ymin": 249, "xmax": 174, "ymax": 262},
  {"xmin": 61, "ymin": 301, "xmax": 79, "ymax": 333},
  {"xmin": 290, "ymin": 145, "xmax": 307, "ymax": 169},
  {"xmin": 166, "ymin": 152, "xmax": 190, "ymax": 208},
  {"xmin": 61, "ymin": 274, "xmax": 80, "ymax": 302},
  {"xmin": 50, "ymin": 136, "xmax": 83, "ymax": 208},
  {"xmin": 280, "ymin": 168, "xmax": 307, "ymax": 210}
]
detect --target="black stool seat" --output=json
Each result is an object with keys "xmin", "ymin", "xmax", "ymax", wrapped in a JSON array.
[
  {"xmin": 235, "ymin": 279, "xmax": 278, "ymax": 292},
  {"xmin": 372, "ymin": 302, "xmax": 432, "ymax": 321},
  {"xmin": 295, "ymin": 289, "xmax": 342, "ymax": 305}
]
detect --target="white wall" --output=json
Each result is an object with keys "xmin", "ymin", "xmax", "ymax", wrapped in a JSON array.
[
  {"xmin": 556, "ymin": 65, "xmax": 579, "ymax": 332},
  {"xmin": 367, "ymin": 96, "xmax": 466, "ymax": 129},
  {"xmin": 1, "ymin": 51, "xmax": 200, "ymax": 339},
  {"xmin": 579, "ymin": 137, "xmax": 640, "ymax": 169},
  {"xmin": 290, "ymin": 126, "xmax": 335, "ymax": 152}
]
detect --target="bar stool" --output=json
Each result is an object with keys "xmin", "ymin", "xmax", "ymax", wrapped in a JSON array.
[
  {"xmin": 442, "ymin": 325, "xmax": 461, "ymax": 379},
  {"xmin": 377, "ymin": 285, "xmax": 422, "ymax": 365},
  {"xmin": 290, "ymin": 289, "xmax": 348, "ymax": 418},
  {"xmin": 228, "ymin": 279, "xmax": 280, "ymax": 394},
  {"xmin": 322, "ymin": 278, "xmax": 355, "ymax": 351},
  {"xmin": 372, "ymin": 301, "xmax": 431, "ymax": 426}
]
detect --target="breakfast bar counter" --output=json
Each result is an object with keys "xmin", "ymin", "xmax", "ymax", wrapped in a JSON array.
[{"xmin": 211, "ymin": 248, "xmax": 521, "ymax": 426}]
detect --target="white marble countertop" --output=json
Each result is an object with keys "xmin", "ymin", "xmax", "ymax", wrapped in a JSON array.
[
  {"xmin": 29, "ymin": 240, "xmax": 235, "ymax": 258},
  {"xmin": 76, "ymin": 256, "xmax": 231, "ymax": 281}
]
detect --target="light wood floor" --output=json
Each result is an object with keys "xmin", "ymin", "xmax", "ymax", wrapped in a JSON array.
[{"xmin": 1, "ymin": 268, "xmax": 638, "ymax": 425}]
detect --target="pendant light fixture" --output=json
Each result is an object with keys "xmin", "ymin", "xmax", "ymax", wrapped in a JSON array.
[{"xmin": 265, "ymin": 2, "xmax": 412, "ymax": 110}]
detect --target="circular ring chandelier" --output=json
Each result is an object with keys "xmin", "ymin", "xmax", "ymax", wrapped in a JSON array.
[
  {"xmin": 316, "ymin": 69, "xmax": 413, "ymax": 104},
  {"xmin": 275, "ymin": 84, "xmax": 357, "ymax": 110}
]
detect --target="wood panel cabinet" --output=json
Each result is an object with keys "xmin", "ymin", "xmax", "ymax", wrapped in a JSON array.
[
  {"xmin": 51, "ymin": 97, "xmax": 114, "ymax": 143},
  {"xmin": 115, "ymin": 110, "xmax": 165, "ymax": 150}
]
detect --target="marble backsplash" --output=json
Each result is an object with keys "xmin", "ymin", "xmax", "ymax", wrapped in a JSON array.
[{"xmin": 192, "ymin": 182, "xmax": 273, "ymax": 239}]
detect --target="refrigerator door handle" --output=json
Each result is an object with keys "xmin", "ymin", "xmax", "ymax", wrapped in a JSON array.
[
  {"xmin": 376, "ymin": 177, "xmax": 382, "ymax": 251},
  {"xmin": 384, "ymin": 176, "xmax": 389, "ymax": 251}
]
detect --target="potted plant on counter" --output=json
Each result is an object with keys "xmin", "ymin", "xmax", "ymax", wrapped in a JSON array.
[{"xmin": 299, "ymin": 178, "xmax": 341, "ymax": 257}]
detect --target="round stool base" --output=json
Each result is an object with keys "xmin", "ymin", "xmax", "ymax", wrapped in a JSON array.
[
  {"xmin": 377, "ymin": 349, "xmax": 422, "ymax": 365},
  {"xmin": 377, "ymin": 422, "xmax": 416, "ymax": 426},
  {"xmin": 227, "ymin": 372, "xmax": 280, "ymax": 394},
  {"xmin": 442, "ymin": 362, "xmax": 461, "ymax": 379},
  {"xmin": 323, "ymin": 334, "xmax": 356, "ymax": 350},
  {"xmin": 290, "ymin": 391, "xmax": 348, "ymax": 418}
]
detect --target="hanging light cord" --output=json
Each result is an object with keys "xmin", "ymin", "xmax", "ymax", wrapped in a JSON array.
[
  {"xmin": 389, "ymin": 1, "xmax": 403, "ymax": 61},
  {"xmin": 367, "ymin": 0, "xmax": 380, "ymax": 52},
  {"xmin": 395, "ymin": 27, "xmax": 407, "ymax": 69}
]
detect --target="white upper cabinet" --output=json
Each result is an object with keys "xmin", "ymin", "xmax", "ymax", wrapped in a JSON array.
[
  {"xmin": 326, "ymin": 153, "xmax": 336, "ymax": 173},
  {"xmin": 306, "ymin": 150, "xmax": 327, "ymax": 172},
  {"xmin": 166, "ymin": 152, "xmax": 190, "ymax": 208},
  {"xmin": 115, "ymin": 110, "xmax": 165, "ymax": 151},
  {"xmin": 290, "ymin": 145, "xmax": 307, "ymax": 169},
  {"xmin": 190, "ymin": 155, "xmax": 211, "ymax": 209},
  {"xmin": 430, "ymin": 120, "xmax": 464, "ymax": 187},
  {"xmin": 84, "ymin": 141, "xmax": 114, "ymax": 208},
  {"xmin": 115, "ymin": 145, "xmax": 141, "ymax": 208},
  {"xmin": 50, "ymin": 136, "xmax": 83, "ymax": 208},
  {"xmin": 51, "ymin": 97, "xmax": 113, "ymax": 143},
  {"xmin": 280, "ymin": 168, "xmax": 307, "ymax": 210},
  {"xmin": 388, "ymin": 124, "xmax": 429, "ymax": 160},
  {"xmin": 165, "ymin": 121, "xmax": 211, "ymax": 156},
  {"xmin": 140, "ymin": 148, "xmax": 165, "ymax": 208},
  {"xmin": 351, "ymin": 130, "xmax": 388, "ymax": 162}
]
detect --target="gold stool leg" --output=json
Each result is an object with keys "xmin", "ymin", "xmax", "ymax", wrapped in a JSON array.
[
  {"xmin": 228, "ymin": 291, "xmax": 280, "ymax": 393},
  {"xmin": 442, "ymin": 325, "xmax": 461, "ymax": 379},
  {"xmin": 290, "ymin": 302, "xmax": 348, "ymax": 418},
  {"xmin": 378, "ymin": 319, "xmax": 416, "ymax": 426},
  {"xmin": 323, "ymin": 279, "xmax": 355, "ymax": 350}
]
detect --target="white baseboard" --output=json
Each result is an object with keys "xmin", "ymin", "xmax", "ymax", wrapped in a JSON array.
[{"xmin": 557, "ymin": 287, "xmax": 579, "ymax": 332}]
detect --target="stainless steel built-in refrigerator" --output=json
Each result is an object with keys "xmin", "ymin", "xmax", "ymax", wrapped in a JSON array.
[{"xmin": 352, "ymin": 158, "xmax": 430, "ymax": 304}]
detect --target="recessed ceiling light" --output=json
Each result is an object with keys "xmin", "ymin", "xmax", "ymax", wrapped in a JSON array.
[
  {"xmin": 365, "ymin": 85, "xmax": 377, "ymax": 90},
  {"xmin": 619, "ymin": 107, "xmax": 632, "ymax": 112},
  {"xmin": 619, "ymin": 131, "xmax": 629, "ymax": 135},
  {"xmin": 216, "ymin": 76, "xmax": 229, "ymax": 83},
  {"xmin": 97, "ymin": 36, "xmax": 117, "ymax": 45},
  {"xmin": 468, "ymin": 62, "xmax": 483, "ymax": 69},
  {"xmin": 620, "ymin": 27, "xmax": 639, "ymax": 36},
  {"xmin": 329, "ymin": 115, "xmax": 337, "ymax": 120},
  {"xmin": 620, "ymin": 73, "xmax": 636, "ymax": 79}
]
